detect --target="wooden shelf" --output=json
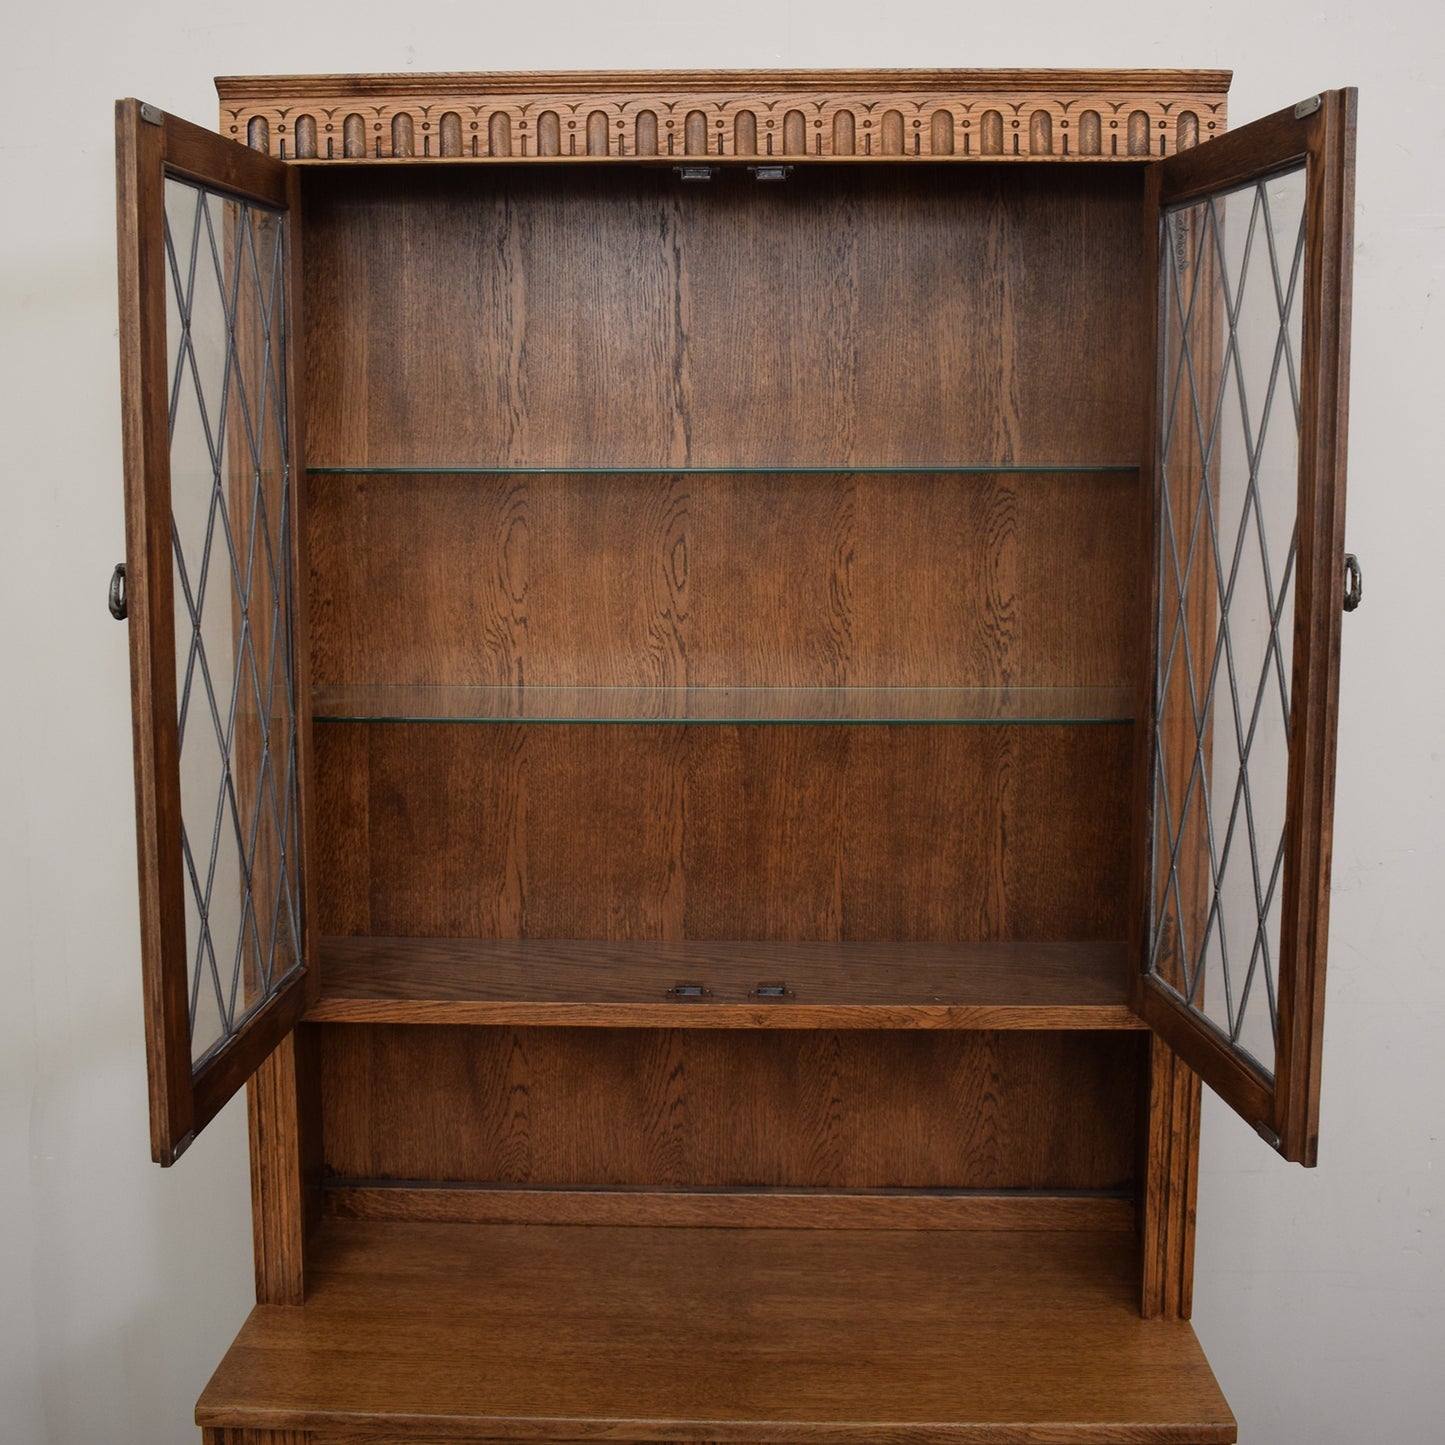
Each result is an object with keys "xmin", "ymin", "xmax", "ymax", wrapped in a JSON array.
[
  {"xmin": 308, "ymin": 937, "xmax": 1146, "ymax": 1029},
  {"xmin": 197, "ymin": 1221, "xmax": 1236, "ymax": 1441}
]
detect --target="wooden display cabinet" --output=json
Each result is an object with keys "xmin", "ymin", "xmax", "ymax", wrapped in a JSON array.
[{"xmin": 111, "ymin": 68, "xmax": 1358, "ymax": 1442}]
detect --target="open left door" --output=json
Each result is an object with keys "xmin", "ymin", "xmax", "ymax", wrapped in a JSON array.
[
  {"xmin": 115, "ymin": 100, "xmax": 314, "ymax": 1164},
  {"xmin": 1135, "ymin": 91, "xmax": 1357, "ymax": 1165}
]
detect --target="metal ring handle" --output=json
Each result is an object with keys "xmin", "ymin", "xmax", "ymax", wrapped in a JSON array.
[
  {"xmin": 109, "ymin": 562, "xmax": 128, "ymax": 620},
  {"xmin": 1343, "ymin": 553, "xmax": 1363, "ymax": 613}
]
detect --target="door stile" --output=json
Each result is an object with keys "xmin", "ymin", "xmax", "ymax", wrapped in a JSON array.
[
  {"xmin": 117, "ymin": 101, "xmax": 195, "ymax": 1161},
  {"xmin": 282, "ymin": 161, "xmax": 320, "ymax": 1017},
  {"xmin": 1273, "ymin": 89, "xmax": 1356, "ymax": 1165}
]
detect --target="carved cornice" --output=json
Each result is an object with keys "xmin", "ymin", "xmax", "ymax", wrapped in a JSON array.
[{"xmin": 216, "ymin": 69, "xmax": 1230, "ymax": 163}]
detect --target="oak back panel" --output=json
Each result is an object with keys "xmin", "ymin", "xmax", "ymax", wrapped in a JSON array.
[
  {"xmin": 321, "ymin": 1024, "xmax": 1140, "ymax": 1191},
  {"xmin": 302, "ymin": 164, "xmax": 1146, "ymax": 469},
  {"xmin": 313, "ymin": 723, "xmax": 1131, "ymax": 942}
]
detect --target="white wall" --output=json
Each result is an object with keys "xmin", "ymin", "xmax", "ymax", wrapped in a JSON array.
[{"xmin": 1, "ymin": 3, "xmax": 1440, "ymax": 1441}]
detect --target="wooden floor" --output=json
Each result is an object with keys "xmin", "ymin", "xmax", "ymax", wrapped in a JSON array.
[{"xmin": 197, "ymin": 1222, "xmax": 1235, "ymax": 1441}]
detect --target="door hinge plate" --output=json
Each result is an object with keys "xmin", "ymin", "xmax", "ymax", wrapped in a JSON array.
[
  {"xmin": 667, "ymin": 982, "xmax": 712, "ymax": 1000},
  {"xmin": 139, "ymin": 102, "xmax": 164, "ymax": 127},
  {"xmin": 1293, "ymin": 95, "xmax": 1322, "ymax": 120},
  {"xmin": 750, "ymin": 982, "xmax": 794, "ymax": 1000}
]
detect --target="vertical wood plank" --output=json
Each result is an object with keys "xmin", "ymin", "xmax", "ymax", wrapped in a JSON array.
[
  {"xmin": 1140, "ymin": 1035, "xmax": 1201, "ymax": 1319},
  {"xmin": 247, "ymin": 1027, "xmax": 321, "ymax": 1305}
]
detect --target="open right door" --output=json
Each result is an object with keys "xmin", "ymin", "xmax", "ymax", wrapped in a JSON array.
[{"xmin": 1135, "ymin": 90, "xmax": 1357, "ymax": 1166}]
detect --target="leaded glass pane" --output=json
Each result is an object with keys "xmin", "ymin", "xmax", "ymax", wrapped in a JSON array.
[
  {"xmin": 1147, "ymin": 166, "xmax": 1308, "ymax": 1081},
  {"xmin": 163, "ymin": 177, "xmax": 301, "ymax": 1068}
]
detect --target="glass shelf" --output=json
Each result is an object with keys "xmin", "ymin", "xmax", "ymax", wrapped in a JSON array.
[
  {"xmin": 312, "ymin": 684, "xmax": 1135, "ymax": 725},
  {"xmin": 307, "ymin": 462, "xmax": 1140, "ymax": 476}
]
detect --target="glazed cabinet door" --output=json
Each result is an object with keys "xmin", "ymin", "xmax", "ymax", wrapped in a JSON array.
[
  {"xmin": 1136, "ymin": 90, "xmax": 1357, "ymax": 1165},
  {"xmin": 115, "ymin": 100, "xmax": 314, "ymax": 1164}
]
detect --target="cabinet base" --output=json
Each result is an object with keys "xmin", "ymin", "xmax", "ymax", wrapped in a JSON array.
[{"xmin": 198, "ymin": 1221, "xmax": 1234, "ymax": 1442}]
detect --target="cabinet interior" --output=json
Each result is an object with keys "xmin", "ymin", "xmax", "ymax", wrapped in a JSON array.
[{"xmin": 296, "ymin": 159, "xmax": 1153, "ymax": 1214}]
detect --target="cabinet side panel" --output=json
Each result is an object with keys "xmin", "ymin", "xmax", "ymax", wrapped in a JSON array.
[
  {"xmin": 312, "ymin": 723, "xmax": 1130, "ymax": 943},
  {"xmin": 301, "ymin": 165, "xmax": 1146, "ymax": 469},
  {"xmin": 320, "ymin": 1024, "xmax": 1140, "ymax": 1191}
]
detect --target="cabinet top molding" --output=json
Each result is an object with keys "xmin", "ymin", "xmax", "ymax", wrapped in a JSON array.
[{"xmin": 215, "ymin": 68, "xmax": 1231, "ymax": 163}]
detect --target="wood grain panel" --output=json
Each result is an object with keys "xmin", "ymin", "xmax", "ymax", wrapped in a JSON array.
[
  {"xmin": 306, "ymin": 471, "xmax": 1138, "ymax": 690},
  {"xmin": 312, "ymin": 725, "xmax": 1131, "ymax": 942},
  {"xmin": 318, "ymin": 1025, "xmax": 1141, "ymax": 1190},
  {"xmin": 302, "ymin": 166, "xmax": 1146, "ymax": 469},
  {"xmin": 197, "ymin": 1222, "xmax": 1236, "ymax": 1440}
]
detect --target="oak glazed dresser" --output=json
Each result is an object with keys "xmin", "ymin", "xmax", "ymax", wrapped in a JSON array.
[{"xmin": 110, "ymin": 67, "xmax": 1359, "ymax": 1442}]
